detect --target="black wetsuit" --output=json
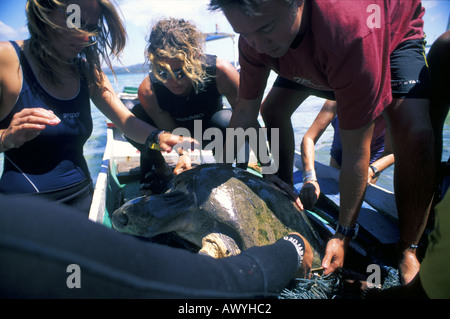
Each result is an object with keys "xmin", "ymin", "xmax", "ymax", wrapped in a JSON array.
[
  {"xmin": 0, "ymin": 194, "xmax": 301, "ymax": 298},
  {"xmin": 150, "ymin": 54, "xmax": 225, "ymax": 135}
]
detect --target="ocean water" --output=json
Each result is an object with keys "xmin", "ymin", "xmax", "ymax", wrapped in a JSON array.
[{"xmin": 1, "ymin": 71, "xmax": 449, "ymax": 193}]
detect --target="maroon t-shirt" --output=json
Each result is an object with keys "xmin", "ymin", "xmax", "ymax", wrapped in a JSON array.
[{"xmin": 239, "ymin": 0, "xmax": 425, "ymax": 131}]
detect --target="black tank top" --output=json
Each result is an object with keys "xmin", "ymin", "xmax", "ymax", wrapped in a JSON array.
[
  {"xmin": 0, "ymin": 41, "xmax": 92, "ymax": 194},
  {"xmin": 150, "ymin": 54, "xmax": 223, "ymax": 134}
]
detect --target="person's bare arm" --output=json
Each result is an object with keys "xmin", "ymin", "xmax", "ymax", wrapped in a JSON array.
[
  {"xmin": 0, "ymin": 41, "xmax": 60, "ymax": 152},
  {"xmin": 215, "ymin": 57, "xmax": 239, "ymax": 109},
  {"xmin": 300, "ymin": 100, "xmax": 337, "ymax": 208},
  {"xmin": 322, "ymin": 121, "xmax": 374, "ymax": 275},
  {"xmin": 368, "ymin": 128, "xmax": 395, "ymax": 183},
  {"xmin": 222, "ymin": 96, "xmax": 262, "ymax": 163},
  {"xmin": 91, "ymin": 71, "xmax": 196, "ymax": 152}
]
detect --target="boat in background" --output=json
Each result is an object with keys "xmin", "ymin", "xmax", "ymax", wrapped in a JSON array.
[{"xmin": 203, "ymin": 31, "xmax": 239, "ymax": 69}]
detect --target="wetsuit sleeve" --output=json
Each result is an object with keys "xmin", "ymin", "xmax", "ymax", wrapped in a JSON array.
[{"xmin": 0, "ymin": 195, "xmax": 299, "ymax": 298}]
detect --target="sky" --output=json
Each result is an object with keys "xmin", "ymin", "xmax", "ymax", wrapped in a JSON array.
[{"xmin": 0, "ymin": 0, "xmax": 449, "ymax": 68}]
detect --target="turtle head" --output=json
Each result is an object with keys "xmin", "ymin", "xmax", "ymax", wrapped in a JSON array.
[
  {"xmin": 111, "ymin": 191, "xmax": 188, "ymax": 238},
  {"xmin": 112, "ymin": 196, "xmax": 159, "ymax": 237}
]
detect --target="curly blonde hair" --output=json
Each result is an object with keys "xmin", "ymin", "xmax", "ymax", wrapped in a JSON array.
[
  {"xmin": 26, "ymin": 0, "xmax": 126, "ymax": 90},
  {"xmin": 146, "ymin": 18, "xmax": 207, "ymax": 92}
]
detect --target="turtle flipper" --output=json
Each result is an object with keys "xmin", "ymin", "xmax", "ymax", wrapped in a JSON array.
[{"xmin": 198, "ymin": 233, "xmax": 241, "ymax": 258}]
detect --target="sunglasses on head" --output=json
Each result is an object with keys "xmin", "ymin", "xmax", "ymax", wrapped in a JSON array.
[{"xmin": 158, "ymin": 68, "xmax": 187, "ymax": 80}]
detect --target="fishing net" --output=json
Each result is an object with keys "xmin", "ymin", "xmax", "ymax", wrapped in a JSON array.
[
  {"xmin": 278, "ymin": 265, "xmax": 400, "ymax": 299},
  {"xmin": 279, "ymin": 272, "xmax": 342, "ymax": 299}
]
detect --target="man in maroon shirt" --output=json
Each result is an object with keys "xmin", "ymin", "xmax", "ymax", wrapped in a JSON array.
[{"xmin": 209, "ymin": 0, "xmax": 435, "ymax": 285}]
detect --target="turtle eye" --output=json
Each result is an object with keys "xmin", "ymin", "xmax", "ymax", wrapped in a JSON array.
[{"xmin": 118, "ymin": 214, "xmax": 128, "ymax": 226}]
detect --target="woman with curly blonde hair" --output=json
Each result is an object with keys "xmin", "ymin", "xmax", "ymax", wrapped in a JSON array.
[
  {"xmin": 147, "ymin": 18, "xmax": 207, "ymax": 93},
  {"xmin": 130, "ymin": 18, "xmax": 241, "ymax": 186},
  {"xmin": 0, "ymin": 0, "xmax": 195, "ymax": 214}
]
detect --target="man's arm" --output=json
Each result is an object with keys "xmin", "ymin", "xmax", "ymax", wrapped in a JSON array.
[
  {"xmin": 222, "ymin": 96, "xmax": 262, "ymax": 164},
  {"xmin": 322, "ymin": 120, "xmax": 374, "ymax": 275}
]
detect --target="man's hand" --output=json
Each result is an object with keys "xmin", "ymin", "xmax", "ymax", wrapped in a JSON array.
[{"xmin": 321, "ymin": 235, "xmax": 349, "ymax": 275}]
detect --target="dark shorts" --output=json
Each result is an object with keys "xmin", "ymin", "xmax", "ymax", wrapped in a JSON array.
[
  {"xmin": 274, "ymin": 38, "xmax": 432, "ymax": 100},
  {"xmin": 390, "ymin": 38, "xmax": 432, "ymax": 98},
  {"xmin": 330, "ymin": 118, "xmax": 386, "ymax": 167}
]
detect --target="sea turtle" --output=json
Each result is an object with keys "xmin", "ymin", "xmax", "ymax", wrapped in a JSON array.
[{"xmin": 112, "ymin": 164, "xmax": 325, "ymax": 269}]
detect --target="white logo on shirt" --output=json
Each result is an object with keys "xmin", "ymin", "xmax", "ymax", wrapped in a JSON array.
[{"xmin": 63, "ymin": 112, "xmax": 80, "ymax": 119}]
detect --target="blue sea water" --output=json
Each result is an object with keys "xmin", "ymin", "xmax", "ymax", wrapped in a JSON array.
[{"xmin": 1, "ymin": 71, "xmax": 449, "ymax": 193}]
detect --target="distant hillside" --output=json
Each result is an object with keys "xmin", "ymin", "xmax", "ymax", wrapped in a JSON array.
[{"xmin": 104, "ymin": 63, "xmax": 149, "ymax": 75}]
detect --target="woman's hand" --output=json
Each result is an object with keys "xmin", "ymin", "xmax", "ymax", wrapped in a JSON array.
[
  {"xmin": 1, "ymin": 108, "xmax": 60, "ymax": 149},
  {"xmin": 158, "ymin": 131, "xmax": 199, "ymax": 153},
  {"xmin": 173, "ymin": 153, "xmax": 192, "ymax": 175}
]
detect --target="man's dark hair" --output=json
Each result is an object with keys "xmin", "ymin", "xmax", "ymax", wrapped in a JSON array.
[{"xmin": 209, "ymin": 0, "xmax": 299, "ymax": 16}]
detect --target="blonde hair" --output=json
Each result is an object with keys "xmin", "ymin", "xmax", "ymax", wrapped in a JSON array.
[
  {"xmin": 26, "ymin": 0, "xmax": 126, "ymax": 90},
  {"xmin": 146, "ymin": 18, "xmax": 206, "ymax": 92}
]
